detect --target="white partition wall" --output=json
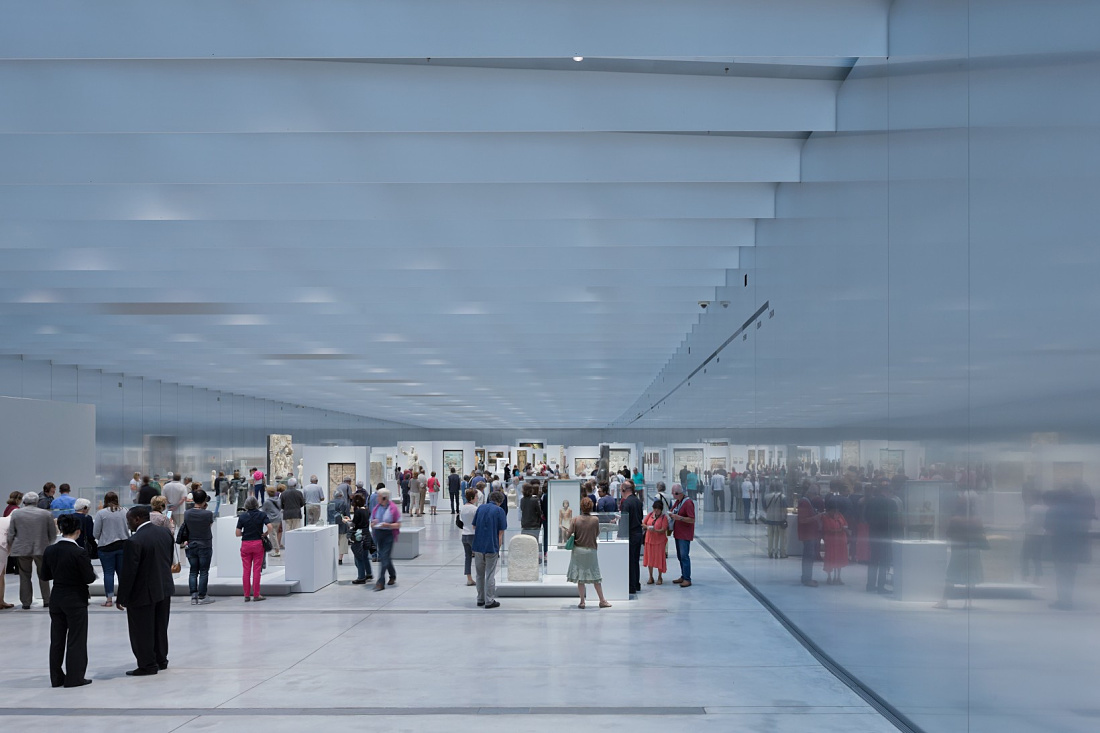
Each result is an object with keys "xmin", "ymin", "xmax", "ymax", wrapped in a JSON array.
[
  {"xmin": 0, "ymin": 396, "xmax": 95, "ymax": 494},
  {"xmin": 300, "ymin": 445, "xmax": 369, "ymax": 497}
]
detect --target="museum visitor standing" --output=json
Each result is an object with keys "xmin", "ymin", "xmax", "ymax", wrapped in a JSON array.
[
  {"xmin": 370, "ymin": 489, "xmax": 401, "ymax": 591},
  {"xmin": 235, "ymin": 497, "xmax": 270, "ymax": 602},
  {"xmin": 181, "ymin": 489, "xmax": 215, "ymax": 605},
  {"xmin": 669, "ymin": 484, "xmax": 695, "ymax": 588},
  {"xmin": 564, "ymin": 497, "xmax": 611, "ymax": 609},
  {"xmin": 344, "ymin": 493, "xmax": 374, "ymax": 585},
  {"xmin": 459, "ymin": 488, "xmax": 478, "ymax": 586},
  {"xmin": 6, "ymin": 492, "xmax": 56, "ymax": 609},
  {"xmin": 643, "ymin": 499, "xmax": 669, "ymax": 585},
  {"xmin": 471, "ymin": 490, "xmax": 508, "ymax": 609},
  {"xmin": 93, "ymin": 491, "xmax": 129, "ymax": 607}
]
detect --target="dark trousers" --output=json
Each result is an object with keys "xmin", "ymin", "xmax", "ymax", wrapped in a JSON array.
[
  {"xmin": 867, "ymin": 538, "xmax": 891, "ymax": 590},
  {"xmin": 17, "ymin": 555, "xmax": 50, "ymax": 608},
  {"xmin": 374, "ymin": 529, "xmax": 396, "ymax": 583},
  {"xmin": 126, "ymin": 598, "xmax": 171, "ymax": 672},
  {"xmin": 350, "ymin": 540, "xmax": 373, "ymax": 581},
  {"xmin": 49, "ymin": 600, "xmax": 89, "ymax": 687},
  {"xmin": 401, "ymin": 489, "xmax": 411, "ymax": 514},
  {"xmin": 742, "ymin": 498, "xmax": 752, "ymax": 522},
  {"xmin": 449, "ymin": 490, "xmax": 461, "ymax": 513},
  {"xmin": 628, "ymin": 531, "xmax": 644, "ymax": 592},
  {"xmin": 186, "ymin": 544, "xmax": 212, "ymax": 597},
  {"xmin": 802, "ymin": 539, "xmax": 818, "ymax": 583}
]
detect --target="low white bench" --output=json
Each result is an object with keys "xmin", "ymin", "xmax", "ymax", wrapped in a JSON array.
[{"xmin": 392, "ymin": 526, "xmax": 426, "ymax": 559}]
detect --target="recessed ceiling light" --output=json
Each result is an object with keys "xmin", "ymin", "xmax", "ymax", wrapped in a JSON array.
[{"xmin": 572, "ymin": 55, "xmax": 584, "ymax": 62}]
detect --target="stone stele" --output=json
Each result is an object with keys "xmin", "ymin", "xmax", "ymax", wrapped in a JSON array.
[{"xmin": 507, "ymin": 534, "xmax": 540, "ymax": 582}]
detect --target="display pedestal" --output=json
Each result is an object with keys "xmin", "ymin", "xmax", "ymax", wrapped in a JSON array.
[
  {"xmin": 284, "ymin": 525, "xmax": 337, "ymax": 592},
  {"xmin": 786, "ymin": 519, "xmax": 802, "ymax": 556},
  {"xmin": 545, "ymin": 546, "xmax": 570, "ymax": 575},
  {"xmin": 893, "ymin": 540, "xmax": 948, "ymax": 601},
  {"xmin": 392, "ymin": 527, "xmax": 425, "ymax": 560},
  {"xmin": 215, "ymin": 516, "xmax": 240, "ymax": 572}
]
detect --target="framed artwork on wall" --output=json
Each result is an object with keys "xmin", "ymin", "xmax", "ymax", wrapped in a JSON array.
[
  {"xmin": 574, "ymin": 457, "xmax": 596, "ymax": 477},
  {"xmin": 267, "ymin": 434, "xmax": 294, "ymax": 480},
  {"xmin": 609, "ymin": 449, "xmax": 631, "ymax": 472},
  {"xmin": 443, "ymin": 449, "xmax": 464, "ymax": 476},
  {"xmin": 515, "ymin": 449, "xmax": 528, "ymax": 470},
  {"xmin": 327, "ymin": 463, "xmax": 355, "ymax": 499}
]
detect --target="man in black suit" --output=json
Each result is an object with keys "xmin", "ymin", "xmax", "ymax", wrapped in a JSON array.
[
  {"xmin": 116, "ymin": 505, "xmax": 175, "ymax": 676},
  {"xmin": 619, "ymin": 481, "xmax": 645, "ymax": 594},
  {"xmin": 40, "ymin": 514, "xmax": 97, "ymax": 688}
]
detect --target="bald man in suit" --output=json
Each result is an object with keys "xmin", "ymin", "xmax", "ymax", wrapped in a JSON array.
[{"xmin": 116, "ymin": 505, "xmax": 175, "ymax": 676}]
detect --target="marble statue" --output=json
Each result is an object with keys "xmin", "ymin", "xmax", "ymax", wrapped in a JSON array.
[
  {"xmin": 297, "ymin": 458, "xmax": 304, "ymax": 482},
  {"xmin": 507, "ymin": 534, "xmax": 540, "ymax": 582}
]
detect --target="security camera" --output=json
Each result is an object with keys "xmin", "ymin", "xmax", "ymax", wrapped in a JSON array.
[
  {"xmin": 698, "ymin": 301, "xmax": 709, "ymax": 309},
  {"xmin": 720, "ymin": 301, "xmax": 730, "ymax": 308}
]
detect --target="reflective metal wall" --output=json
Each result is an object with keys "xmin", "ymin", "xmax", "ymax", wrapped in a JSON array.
[{"xmin": 709, "ymin": 2, "xmax": 1100, "ymax": 732}]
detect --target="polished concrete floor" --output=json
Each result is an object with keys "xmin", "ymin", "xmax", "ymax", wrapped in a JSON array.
[{"xmin": 0, "ymin": 508, "xmax": 898, "ymax": 733}]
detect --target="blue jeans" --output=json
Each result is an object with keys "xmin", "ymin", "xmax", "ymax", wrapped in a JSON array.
[
  {"xmin": 675, "ymin": 539, "xmax": 692, "ymax": 582},
  {"xmin": 99, "ymin": 548, "xmax": 124, "ymax": 598},
  {"xmin": 350, "ymin": 540, "xmax": 373, "ymax": 581},
  {"xmin": 373, "ymin": 529, "xmax": 396, "ymax": 583},
  {"xmin": 186, "ymin": 544, "xmax": 213, "ymax": 597}
]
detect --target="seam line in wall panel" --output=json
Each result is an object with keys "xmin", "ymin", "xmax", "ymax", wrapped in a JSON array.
[{"xmin": 697, "ymin": 538, "xmax": 924, "ymax": 733}]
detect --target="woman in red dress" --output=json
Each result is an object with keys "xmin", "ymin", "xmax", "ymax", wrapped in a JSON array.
[
  {"xmin": 822, "ymin": 499, "xmax": 850, "ymax": 585},
  {"xmin": 643, "ymin": 500, "xmax": 669, "ymax": 585}
]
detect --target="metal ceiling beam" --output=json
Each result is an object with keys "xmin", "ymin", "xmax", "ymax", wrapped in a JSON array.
[
  {"xmin": 0, "ymin": 133, "xmax": 804, "ymax": 185},
  {"xmin": 0, "ymin": 0, "xmax": 889, "ymax": 59},
  {"xmin": 0, "ymin": 219, "xmax": 758, "ymax": 250},
  {"xmin": 0, "ymin": 61, "xmax": 839, "ymax": 133},
  {"xmin": 0, "ymin": 182, "xmax": 777, "ymax": 221}
]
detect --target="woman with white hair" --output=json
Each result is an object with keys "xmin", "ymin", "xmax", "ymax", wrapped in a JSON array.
[
  {"xmin": 369, "ymin": 488, "xmax": 401, "ymax": 591},
  {"xmin": 73, "ymin": 498, "xmax": 96, "ymax": 557}
]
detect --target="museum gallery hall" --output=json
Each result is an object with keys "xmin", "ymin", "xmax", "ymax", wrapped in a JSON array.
[{"xmin": 1, "ymin": 3, "xmax": 1099, "ymax": 733}]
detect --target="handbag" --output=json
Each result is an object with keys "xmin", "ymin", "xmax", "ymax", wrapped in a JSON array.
[
  {"xmin": 176, "ymin": 521, "xmax": 190, "ymax": 545},
  {"xmin": 171, "ymin": 545, "xmax": 181, "ymax": 574},
  {"xmin": 564, "ymin": 535, "xmax": 575, "ymax": 550},
  {"xmin": 261, "ymin": 534, "xmax": 273, "ymax": 553},
  {"xmin": 455, "ymin": 514, "xmax": 464, "ymax": 529}
]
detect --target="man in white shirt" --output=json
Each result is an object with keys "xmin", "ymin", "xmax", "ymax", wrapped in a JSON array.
[
  {"xmin": 129, "ymin": 473, "xmax": 141, "ymax": 503},
  {"xmin": 741, "ymin": 476, "xmax": 755, "ymax": 523},
  {"xmin": 161, "ymin": 474, "xmax": 188, "ymax": 522},
  {"xmin": 303, "ymin": 475, "xmax": 325, "ymax": 525},
  {"xmin": 709, "ymin": 471, "xmax": 726, "ymax": 513}
]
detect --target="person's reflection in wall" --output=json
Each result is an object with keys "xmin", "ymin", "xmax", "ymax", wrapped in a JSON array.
[
  {"xmin": 935, "ymin": 489, "xmax": 987, "ymax": 610},
  {"xmin": 1044, "ymin": 486, "xmax": 1092, "ymax": 611}
]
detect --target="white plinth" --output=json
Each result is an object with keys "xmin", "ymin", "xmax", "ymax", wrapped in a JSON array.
[
  {"xmin": 392, "ymin": 526, "xmax": 425, "ymax": 560},
  {"xmin": 893, "ymin": 540, "xmax": 949, "ymax": 601},
  {"xmin": 787, "ymin": 520, "xmax": 803, "ymax": 556},
  {"xmin": 541, "ymin": 541, "xmax": 628, "ymax": 601},
  {"xmin": 545, "ymin": 546, "xmax": 571, "ymax": 575},
  {"xmin": 215, "ymin": 516, "xmax": 240, "ymax": 572},
  {"xmin": 284, "ymin": 525, "xmax": 337, "ymax": 592}
]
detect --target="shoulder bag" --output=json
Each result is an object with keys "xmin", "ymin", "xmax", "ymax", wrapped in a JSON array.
[{"xmin": 176, "ymin": 520, "xmax": 190, "ymax": 545}]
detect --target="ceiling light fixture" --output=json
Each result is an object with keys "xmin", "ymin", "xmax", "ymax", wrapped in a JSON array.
[{"xmin": 572, "ymin": 55, "xmax": 584, "ymax": 62}]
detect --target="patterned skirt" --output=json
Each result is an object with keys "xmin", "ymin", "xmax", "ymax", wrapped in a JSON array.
[{"xmin": 566, "ymin": 546, "xmax": 602, "ymax": 584}]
